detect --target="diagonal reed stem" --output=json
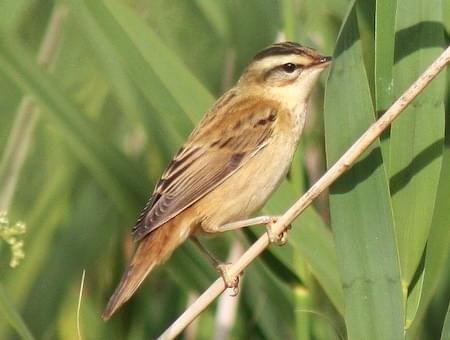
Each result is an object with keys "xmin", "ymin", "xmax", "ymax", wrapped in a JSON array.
[
  {"xmin": 0, "ymin": 6, "xmax": 67, "ymax": 211},
  {"xmin": 158, "ymin": 46, "xmax": 450, "ymax": 340}
]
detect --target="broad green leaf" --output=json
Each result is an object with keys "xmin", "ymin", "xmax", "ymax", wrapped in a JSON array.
[
  {"xmin": 390, "ymin": 0, "xmax": 445, "ymax": 286},
  {"xmin": 406, "ymin": 123, "xmax": 450, "ymax": 339},
  {"xmin": 441, "ymin": 304, "xmax": 450, "ymax": 340},
  {"xmin": 324, "ymin": 4, "xmax": 403, "ymax": 340},
  {"xmin": 445, "ymin": 0, "xmax": 450, "ymax": 32},
  {"xmin": 374, "ymin": 0, "xmax": 396, "ymax": 112},
  {"xmin": 374, "ymin": 0, "xmax": 397, "ymax": 167},
  {"xmin": 355, "ymin": 0, "xmax": 375, "ymax": 97},
  {"xmin": 405, "ymin": 267, "xmax": 424, "ymax": 328}
]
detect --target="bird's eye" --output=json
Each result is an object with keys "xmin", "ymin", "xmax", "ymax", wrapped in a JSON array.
[{"xmin": 282, "ymin": 63, "xmax": 297, "ymax": 73}]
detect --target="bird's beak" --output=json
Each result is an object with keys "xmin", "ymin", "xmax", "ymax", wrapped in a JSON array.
[{"xmin": 309, "ymin": 55, "xmax": 332, "ymax": 69}]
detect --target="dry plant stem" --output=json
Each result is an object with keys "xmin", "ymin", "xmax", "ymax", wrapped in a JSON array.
[
  {"xmin": 183, "ymin": 292, "xmax": 199, "ymax": 340},
  {"xmin": 77, "ymin": 269, "xmax": 86, "ymax": 340},
  {"xmin": 0, "ymin": 6, "xmax": 67, "ymax": 210},
  {"xmin": 158, "ymin": 46, "xmax": 450, "ymax": 340}
]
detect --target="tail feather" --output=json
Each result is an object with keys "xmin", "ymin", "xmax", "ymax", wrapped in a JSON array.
[{"xmin": 102, "ymin": 220, "xmax": 191, "ymax": 320}]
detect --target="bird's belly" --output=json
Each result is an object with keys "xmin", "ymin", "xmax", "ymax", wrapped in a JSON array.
[{"xmin": 197, "ymin": 134, "xmax": 298, "ymax": 231}]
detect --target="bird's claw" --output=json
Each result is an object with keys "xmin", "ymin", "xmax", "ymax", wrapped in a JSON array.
[
  {"xmin": 266, "ymin": 217, "xmax": 290, "ymax": 246},
  {"xmin": 216, "ymin": 263, "xmax": 240, "ymax": 296}
]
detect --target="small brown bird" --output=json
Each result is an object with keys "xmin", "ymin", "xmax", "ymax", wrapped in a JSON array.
[{"xmin": 102, "ymin": 42, "xmax": 331, "ymax": 319}]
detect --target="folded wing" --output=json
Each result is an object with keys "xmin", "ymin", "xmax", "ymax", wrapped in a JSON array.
[{"xmin": 132, "ymin": 97, "xmax": 278, "ymax": 240}]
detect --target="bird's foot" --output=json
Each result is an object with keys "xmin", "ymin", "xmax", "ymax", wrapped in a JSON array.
[
  {"xmin": 266, "ymin": 217, "xmax": 290, "ymax": 246},
  {"xmin": 216, "ymin": 263, "xmax": 240, "ymax": 296}
]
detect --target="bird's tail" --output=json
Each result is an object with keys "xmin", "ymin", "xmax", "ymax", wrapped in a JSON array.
[{"xmin": 102, "ymin": 220, "xmax": 192, "ymax": 320}]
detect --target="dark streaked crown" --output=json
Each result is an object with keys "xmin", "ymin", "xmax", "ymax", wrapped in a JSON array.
[{"xmin": 252, "ymin": 42, "xmax": 321, "ymax": 61}]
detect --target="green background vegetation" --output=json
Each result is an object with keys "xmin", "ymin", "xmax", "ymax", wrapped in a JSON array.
[{"xmin": 0, "ymin": 0, "xmax": 449, "ymax": 339}]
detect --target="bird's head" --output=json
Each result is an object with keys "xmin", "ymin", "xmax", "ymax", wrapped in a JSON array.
[{"xmin": 239, "ymin": 42, "xmax": 331, "ymax": 104}]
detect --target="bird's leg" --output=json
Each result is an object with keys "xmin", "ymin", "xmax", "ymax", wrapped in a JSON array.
[
  {"xmin": 219, "ymin": 215, "xmax": 290, "ymax": 246},
  {"xmin": 194, "ymin": 215, "xmax": 290, "ymax": 292},
  {"xmin": 190, "ymin": 236, "xmax": 240, "ymax": 294},
  {"xmin": 190, "ymin": 235, "xmax": 220, "ymax": 267},
  {"xmin": 218, "ymin": 215, "xmax": 273, "ymax": 231}
]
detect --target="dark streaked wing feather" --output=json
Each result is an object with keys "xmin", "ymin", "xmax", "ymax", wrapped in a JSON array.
[{"xmin": 132, "ymin": 98, "xmax": 278, "ymax": 241}]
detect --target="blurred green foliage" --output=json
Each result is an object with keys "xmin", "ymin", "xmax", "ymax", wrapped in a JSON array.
[{"xmin": 0, "ymin": 0, "xmax": 448, "ymax": 339}]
